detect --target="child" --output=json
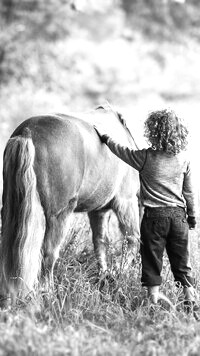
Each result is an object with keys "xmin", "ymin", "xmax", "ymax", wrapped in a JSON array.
[{"xmin": 95, "ymin": 109, "xmax": 197, "ymax": 307}]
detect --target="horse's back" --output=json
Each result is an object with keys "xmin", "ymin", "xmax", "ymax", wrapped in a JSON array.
[{"xmin": 11, "ymin": 113, "xmax": 133, "ymax": 214}]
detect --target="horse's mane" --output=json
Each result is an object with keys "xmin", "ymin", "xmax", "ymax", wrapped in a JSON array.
[
  {"xmin": 95, "ymin": 102, "xmax": 138, "ymax": 149},
  {"xmin": 62, "ymin": 102, "xmax": 137, "ymax": 148}
]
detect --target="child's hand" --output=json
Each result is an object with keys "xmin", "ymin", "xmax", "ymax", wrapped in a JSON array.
[{"xmin": 187, "ymin": 216, "xmax": 196, "ymax": 229}]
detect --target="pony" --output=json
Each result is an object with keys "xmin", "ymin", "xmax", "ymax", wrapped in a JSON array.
[{"xmin": 0, "ymin": 105, "xmax": 140, "ymax": 303}]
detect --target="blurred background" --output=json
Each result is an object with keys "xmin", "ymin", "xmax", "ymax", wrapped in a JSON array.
[{"xmin": 0, "ymin": 0, "xmax": 200, "ymax": 202}]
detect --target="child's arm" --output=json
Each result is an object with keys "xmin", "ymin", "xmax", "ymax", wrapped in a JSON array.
[
  {"xmin": 183, "ymin": 162, "xmax": 197, "ymax": 229},
  {"xmin": 94, "ymin": 127, "xmax": 146, "ymax": 171}
]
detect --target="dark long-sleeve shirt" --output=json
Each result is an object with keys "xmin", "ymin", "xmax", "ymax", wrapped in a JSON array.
[{"xmin": 105, "ymin": 137, "xmax": 196, "ymax": 216}]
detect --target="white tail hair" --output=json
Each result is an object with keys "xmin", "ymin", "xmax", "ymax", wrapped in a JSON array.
[{"xmin": 0, "ymin": 134, "xmax": 45, "ymax": 300}]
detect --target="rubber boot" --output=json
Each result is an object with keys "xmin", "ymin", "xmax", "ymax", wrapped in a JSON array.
[
  {"xmin": 148, "ymin": 285, "xmax": 159, "ymax": 304},
  {"xmin": 183, "ymin": 286, "xmax": 195, "ymax": 303},
  {"xmin": 183, "ymin": 286, "xmax": 199, "ymax": 316}
]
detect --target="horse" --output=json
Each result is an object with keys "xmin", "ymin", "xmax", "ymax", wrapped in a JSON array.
[{"xmin": 0, "ymin": 105, "xmax": 140, "ymax": 303}]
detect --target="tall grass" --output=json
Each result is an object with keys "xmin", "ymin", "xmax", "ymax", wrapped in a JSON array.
[{"xmin": 0, "ymin": 212, "xmax": 200, "ymax": 355}]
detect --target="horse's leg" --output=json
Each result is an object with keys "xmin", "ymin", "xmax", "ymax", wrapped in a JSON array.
[
  {"xmin": 42, "ymin": 202, "xmax": 76, "ymax": 285},
  {"xmin": 88, "ymin": 210, "xmax": 110, "ymax": 274},
  {"xmin": 112, "ymin": 194, "xmax": 140, "ymax": 270}
]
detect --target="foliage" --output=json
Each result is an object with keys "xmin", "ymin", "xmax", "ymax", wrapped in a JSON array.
[
  {"xmin": 1, "ymin": 0, "xmax": 200, "ymax": 88},
  {"xmin": 0, "ymin": 0, "xmax": 75, "ymax": 85},
  {"xmin": 121, "ymin": 0, "xmax": 200, "ymax": 41}
]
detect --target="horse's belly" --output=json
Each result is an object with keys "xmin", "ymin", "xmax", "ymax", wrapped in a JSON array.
[
  {"xmin": 75, "ymin": 185, "xmax": 114, "ymax": 212},
  {"xmin": 75, "ymin": 154, "xmax": 127, "ymax": 212}
]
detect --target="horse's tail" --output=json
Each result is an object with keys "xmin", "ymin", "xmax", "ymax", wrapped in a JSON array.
[{"xmin": 0, "ymin": 132, "xmax": 45, "ymax": 300}]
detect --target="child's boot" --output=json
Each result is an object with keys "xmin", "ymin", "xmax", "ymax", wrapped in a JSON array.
[
  {"xmin": 183, "ymin": 286, "xmax": 199, "ymax": 318},
  {"xmin": 183, "ymin": 286, "xmax": 195, "ymax": 303},
  {"xmin": 148, "ymin": 285, "xmax": 159, "ymax": 304}
]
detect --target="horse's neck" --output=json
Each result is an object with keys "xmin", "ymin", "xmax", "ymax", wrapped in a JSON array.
[{"xmin": 72, "ymin": 109, "xmax": 132, "ymax": 147}]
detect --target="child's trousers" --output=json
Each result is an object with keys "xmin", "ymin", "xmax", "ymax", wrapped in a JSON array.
[{"xmin": 140, "ymin": 206, "xmax": 194, "ymax": 287}]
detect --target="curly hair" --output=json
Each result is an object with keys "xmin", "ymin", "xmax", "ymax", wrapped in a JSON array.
[{"xmin": 144, "ymin": 109, "xmax": 188, "ymax": 154}]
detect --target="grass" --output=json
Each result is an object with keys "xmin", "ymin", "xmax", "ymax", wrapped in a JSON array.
[{"xmin": 0, "ymin": 214, "xmax": 200, "ymax": 356}]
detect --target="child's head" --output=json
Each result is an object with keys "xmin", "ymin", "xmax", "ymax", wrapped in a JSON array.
[{"xmin": 144, "ymin": 109, "xmax": 188, "ymax": 154}]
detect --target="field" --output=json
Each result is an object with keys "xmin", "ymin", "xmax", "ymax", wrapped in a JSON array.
[
  {"xmin": 1, "ymin": 1, "xmax": 200, "ymax": 355},
  {"xmin": 0, "ymin": 210, "xmax": 200, "ymax": 356}
]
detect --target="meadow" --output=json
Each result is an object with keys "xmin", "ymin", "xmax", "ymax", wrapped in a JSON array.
[
  {"xmin": 1, "ymin": 1, "xmax": 200, "ymax": 354},
  {"xmin": 0, "ymin": 210, "xmax": 200, "ymax": 356}
]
